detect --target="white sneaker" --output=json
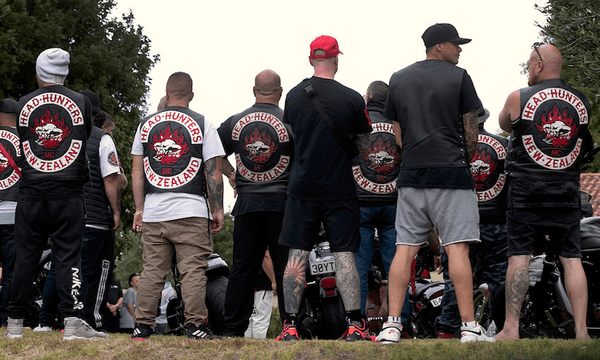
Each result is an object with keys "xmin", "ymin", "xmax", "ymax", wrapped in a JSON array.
[
  {"xmin": 63, "ymin": 318, "xmax": 109, "ymax": 340},
  {"xmin": 460, "ymin": 323, "xmax": 495, "ymax": 343},
  {"xmin": 375, "ymin": 322, "xmax": 402, "ymax": 345},
  {"xmin": 33, "ymin": 325, "xmax": 53, "ymax": 332},
  {"xmin": 4, "ymin": 318, "xmax": 23, "ymax": 338}
]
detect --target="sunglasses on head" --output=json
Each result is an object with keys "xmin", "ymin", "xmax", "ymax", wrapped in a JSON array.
[{"xmin": 532, "ymin": 42, "xmax": 545, "ymax": 62}]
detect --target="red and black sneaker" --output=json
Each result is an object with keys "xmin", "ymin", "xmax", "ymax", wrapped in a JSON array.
[
  {"xmin": 275, "ymin": 320, "xmax": 299, "ymax": 342},
  {"xmin": 345, "ymin": 318, "xmax": 376, "ymax": 342}
]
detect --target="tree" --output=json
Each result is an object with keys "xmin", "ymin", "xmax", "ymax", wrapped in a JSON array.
[
  {"xmin": 0, "ymin": 0, "xmax": 159, "ymax": 254},
  {"xmin": 537, "ymin": 0, "xmax": 600, "ymax": 172}
]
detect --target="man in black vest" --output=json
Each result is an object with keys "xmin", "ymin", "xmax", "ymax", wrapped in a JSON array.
[
  {"xmin": 495, "ymin": 44, "xmax": 592, "ymax": 340},
  {"xmin": 5, "ymin": 48, "xmax": 107, "ymax": 340},
  {"xmin": 80, "ymin": 90, "xmax": 122, "ymax": 331},
  {"xmin": 0, "ymin": 99, "xmax": 20, "ymax": 328},
  {"xmin": 130, "ymin": 72, "xmax": 225, "ymax": 341},
  {"xmin": 377, "ymin": 24, "xmax": 494, "ymax": 344},
  {"xmin": 217, "ymin": 69, "xmax": 292, "ymax": 337}
]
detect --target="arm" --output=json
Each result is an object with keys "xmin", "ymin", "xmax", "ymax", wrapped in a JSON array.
[
  {"xmin": 219, "ymin": 156, "xmax": 237, "ymax": 197},
  {"xmin": 499, "ymin": 90, "xmax": 521, "ymax": 133},
  {"xmin": 462, "ymin": 109, "xmax": 479, "ymax": 162},
  {"xmin": 262, "ymin": 250, "xmax": 276, "ymax": 292},
  {"xmin": 131, "ymin": 154, "xmax": 145, "ymax": 232},
  {"xmin": 205, "ymin": 157, "xmax": 224, "ymax": 234},
  {"xmin": 392, "ymin": 120, "xmax": 402, "ymax": 148},
  {"xmin": 354, "ymin": 132, "xmax": 371, "ymax": 158},
  {"xmin": 103, "ymin": 173, "xmax": 121, "ymax": 231},
  {"xmin": 118, "ymin": 167, "xmax": 128, "ymax": 192}
]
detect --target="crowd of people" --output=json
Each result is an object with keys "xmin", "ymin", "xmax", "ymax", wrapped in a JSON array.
[{"xmin": 0, "ymin": 21, "xmax": 593, "ymax": 344}]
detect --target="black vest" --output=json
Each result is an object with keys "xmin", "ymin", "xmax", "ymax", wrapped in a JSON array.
[
  {"xmin": 471, "ymin": 126, "xmax": 508, "ymax": 223},
  {"xmin": 0, "ymin": 126, "xmax": 21, "ymax": 201},
  {"xmin": 18, "ymin": 86, "xmax": 89, "ymax": 183},
  {"xmin": 220, "ymin": 103, "xmax": 292, "ymax": 194},
  {"xmin": 506, "ymin": 79, "xmax": 590, "ymax": 182},
  {"xmin": 353, "ymin": 97, "xmax": 400, "ymax": 205},
  {"xmin": 83, "ymin": 126, "xmax": 114, "ymax": 227},
  {"xmin": 141, "ymin": 106, "xmax": 207, "ymax": 196}
]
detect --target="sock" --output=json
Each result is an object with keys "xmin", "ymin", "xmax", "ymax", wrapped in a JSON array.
[
  {"xmin": 286, "ymin": 314, "xmax": 297, "ymax": 326},
  {"xmin": 387, "ymin": 316, "xmax": 402, "ymax": 324},
  {"xmin": 462, "ymin": 320, "xmax": 477, "ymax": 328}
]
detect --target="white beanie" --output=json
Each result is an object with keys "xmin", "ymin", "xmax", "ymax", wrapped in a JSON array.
[{"xmin": 36, "ymin": 48, "xmax": 70, "ymax": 85}]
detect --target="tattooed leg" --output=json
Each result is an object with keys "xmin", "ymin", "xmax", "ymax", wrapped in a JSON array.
[
  {"xmin": 333, "ymin": 252, "xmax": 361, "ymax": 311},
  {"xmin": 495, "ymin": 255, "xmax": 530, "ymax": 340},
  {"xmin": 283, "ymin": 249, "xmax": 309, "ymax": 315}
]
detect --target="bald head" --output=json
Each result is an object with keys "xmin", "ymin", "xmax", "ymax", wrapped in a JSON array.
[
  {"xmin": 528, "ymin": 44, "xmax": 563, "ymax": 86},
  {"xmin": 253, "ymin": 69, "xmax": 282, "ymax": 105},
  {"xmin": 166, "ymin": 72, "xmax": 193, "ymax": 105}
]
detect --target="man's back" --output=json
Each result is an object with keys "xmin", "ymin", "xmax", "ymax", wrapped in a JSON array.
[{"xmin": 283, "ymin": 77, "xmax": 370, "ymax": 201}]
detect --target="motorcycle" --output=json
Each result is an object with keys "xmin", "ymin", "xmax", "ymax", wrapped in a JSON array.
[
  {"xmin": 166, "ymin": 252, "xmax": 230, "ymax": 335},
  {"xmin": 492, "ymin": 215, "xmax": 600, "ymax": 338},
  {"xmin": 301, "ymin": 233, "xmax": 347, "ymax": 339}
]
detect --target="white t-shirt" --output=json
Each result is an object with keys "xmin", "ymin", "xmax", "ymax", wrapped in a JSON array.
[
  {"xmin": 87, "ymin": 134, "xmax": 121, "ymax": 230},
  {"xmin": 131, "ymin": 117, "xmax": 225, "ymax": 222}
]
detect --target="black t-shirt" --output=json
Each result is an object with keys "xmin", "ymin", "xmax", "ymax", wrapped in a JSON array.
[
  {"xmin": 283, "ymin": 77, "xmax": 372, "ymax": 201},
  {"xmin": 385, "ymin": 60, "xmax": 481, "ymax": 189}
]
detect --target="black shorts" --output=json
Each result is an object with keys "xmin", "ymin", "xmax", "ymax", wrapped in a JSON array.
[
  {"xmin": 278, "ymin": 197, "xmax": 361, "ymax": 252},
  {"xmin": 506, "ymin": 207, "xmax": 581, "ymax": 258}
]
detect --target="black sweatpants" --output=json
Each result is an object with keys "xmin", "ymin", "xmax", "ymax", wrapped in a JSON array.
[{"xmin": 10, "ymin": 196, "xmax": 85, "ymax": 319}]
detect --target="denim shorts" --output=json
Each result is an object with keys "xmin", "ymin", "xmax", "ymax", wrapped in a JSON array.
[{"xmin": 395, "ymin": 187, "xmax": 480, "ymax": 246}]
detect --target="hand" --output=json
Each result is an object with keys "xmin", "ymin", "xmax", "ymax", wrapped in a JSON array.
[
  {"xmin": 434, "ymin": 255, "xmax": 443, "ymax": 274},
  {"xmin": 210, "ymin": 210, "xmax": 224, "ymax": 234},
  {"xmin": 111, "ymin": 213, "xmax": 121, "ymax": 232},
  {"xmin": 133, "ymin": 210, "xmax": 143, "ymax": 232}
]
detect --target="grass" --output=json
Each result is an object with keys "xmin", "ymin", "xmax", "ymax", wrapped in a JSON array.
[{"xmin": 0, "ymin": 329, "xmax": 599, "ymax": 360}]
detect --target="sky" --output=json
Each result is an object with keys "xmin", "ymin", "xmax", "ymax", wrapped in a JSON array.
[{"xmin": 112, "ymin": 0, "xmax": 549, "ymax": 212}]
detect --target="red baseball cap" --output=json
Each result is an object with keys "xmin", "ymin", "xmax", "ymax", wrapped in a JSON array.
[{"xmin": 309, "ymin": 35, "xmax": 343, "ymax": 60}]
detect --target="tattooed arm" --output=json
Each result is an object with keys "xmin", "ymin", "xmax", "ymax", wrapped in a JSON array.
[
  {"xmin": 282, "ymin": 249, "xmax": 310, "ymax": 315},
  {"xmin": 354, "ymin": 132, "xmax": 371, "ymax": 158},
  {"xmin": 462, "ymin": 109, "xmax": 479, "ymax": 162},
  {"xmin": 205, "ymin": 157, "xmax": 224, "ymax": 234}
]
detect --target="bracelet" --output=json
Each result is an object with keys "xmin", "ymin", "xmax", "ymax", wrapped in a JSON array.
[{"xmin": 134, "ymin": 210, "xmax": 143, "ymax": 215}]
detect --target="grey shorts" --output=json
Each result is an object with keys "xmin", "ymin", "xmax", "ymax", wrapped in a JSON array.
[{"xmin": 395, "ymin": 187, "xmax": 480, "ymax": 247}]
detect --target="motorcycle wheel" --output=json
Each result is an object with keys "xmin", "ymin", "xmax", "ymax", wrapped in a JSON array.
[
  {"xmin": 492, "ymin": 283, "xmax": 576, "ymax": 339},
  {"xmin": 205, "ymin": 275, "xmax": 228, "ymax": 335},
  {"xmin": 315, "ymin": 296, "xmax": 346, "ymax": 340}
]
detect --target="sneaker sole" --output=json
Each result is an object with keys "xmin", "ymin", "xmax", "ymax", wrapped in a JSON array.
[
  {"xmin": 377, "ymin": 339, "xmax": 398, "ymax": 345},
  {"xmin": 63, "ymin": 336, "xmax": 104, "ymax": 340},
  {"xmin": 4, "ymin": 334, "xmax": 23, "ymax": 339}
]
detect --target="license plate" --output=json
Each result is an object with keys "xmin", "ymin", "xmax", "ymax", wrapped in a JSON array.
[
  {"xmin": 430, "ymin": 295, "xmax": 443, "ymax": 307},
  {"xmin": 310, "ymin": 260, "xmax": 336, "ymax": 275}
]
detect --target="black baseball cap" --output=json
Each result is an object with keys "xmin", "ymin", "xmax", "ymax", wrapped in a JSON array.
[
  {"xmin": 0, "ymin": 99, "xmax": 19, "ymax": 115},
  {"xmin": 422, "ymin": 23, "xmax": 471, "ymax": 48}
]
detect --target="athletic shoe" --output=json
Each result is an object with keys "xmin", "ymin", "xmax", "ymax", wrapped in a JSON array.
[
  {"xmin": 275, "ymin": 320, "xmax": 299, "ymax": 341},
  {"xmin": 375, "ymin": 321, "xmax": 402, "ymax": 345},
  {"xmin": 346, "ymin": 318, "xmax": 376, "ymax": 342},
  {"xmin": 63, "ymin": 317, "xmax": 109, "ymax": 340},
  {"xmin": 460, "ymin": 323, "xmax": 496, "ymax": 343},
  {"xmin": 33, "ymin": 325, "xmax": 53, "ymax": 332},
  {"xmin": 187, "ymin": 321, "xmax": 221, "ymax": 341},
  {"xmin": 131, "ymin": 323, "xmax": 153, "ymax": 341},
  {"xmin": 4, "ymin": 318, "xmax": 23, "ymax": 338}
]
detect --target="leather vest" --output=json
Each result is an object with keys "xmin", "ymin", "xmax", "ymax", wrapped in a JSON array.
[
  {"xmin": 83, "ymin": 126, "xmax": 114, "ymax": 227},
  {"xmin": 18, "ymin": 86, "xmax": 89, "ymax": 183},
  {"xmin": 221, "ymin": 104, "xmax": 292, "ymax": 194},
  {"xmin": 140, "ymin": 106, "xmax": 206, "ymax": 196},
  {"xmin": 506, "ymin": 79, "xmax": 590, "ymax": 182},
  {"xmin": 0, "ymin": 126, "xmax": 21, "ymax": 201},
  {"xmin": 353, "ymin": 98, "xmax": 401, "ymax": 205},
  {"xmin": 471, "ymin": 126, "xmax": 508, "ymax": 222}
]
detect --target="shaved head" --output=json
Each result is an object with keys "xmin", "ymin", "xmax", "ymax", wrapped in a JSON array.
[
  {"xmin": 166, "ymin": 72, "xmax": 193, "ymax": 101},
  {"xmin": 254, "ymin": 69, "xmax": 281, "ymax": 96},
  {"xmin": 537, "ymin": 44, "xmax": 563, "ymax": 74}
]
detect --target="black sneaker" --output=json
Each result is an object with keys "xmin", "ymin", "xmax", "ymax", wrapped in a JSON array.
[
  {"xmin": 131, "ymin": 324, "xmax": 153, "ymax": 341},
  {"xmin": 187, "ymin": 320, "xmax": 221, "ymax": 341},
  {"xmin": 275, "ymin": 320, "xmax": 299, "ymax": 341}
]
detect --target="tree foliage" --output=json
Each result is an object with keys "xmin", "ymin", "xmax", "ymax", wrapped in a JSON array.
[
  {"xmin": 537, "ymin": 0, "xmax": 600, "ymax": 172},
  {"xmin": 0, "ymin": 0, "xmax": 159, "ymax": 254}
]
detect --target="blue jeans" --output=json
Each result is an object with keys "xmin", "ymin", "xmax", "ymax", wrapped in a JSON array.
[
  {"xmin": 354, "ymin": 205, "xmax": 409, "ymax": 324},
  {"xmin": 434, "ymin": 222, "xmax": 508, "ymax": 332}
]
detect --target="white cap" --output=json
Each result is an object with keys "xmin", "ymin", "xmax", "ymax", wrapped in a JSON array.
[{"xmin": 36, "ymin": 48, "xmax": 70, "ymax": 85}]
